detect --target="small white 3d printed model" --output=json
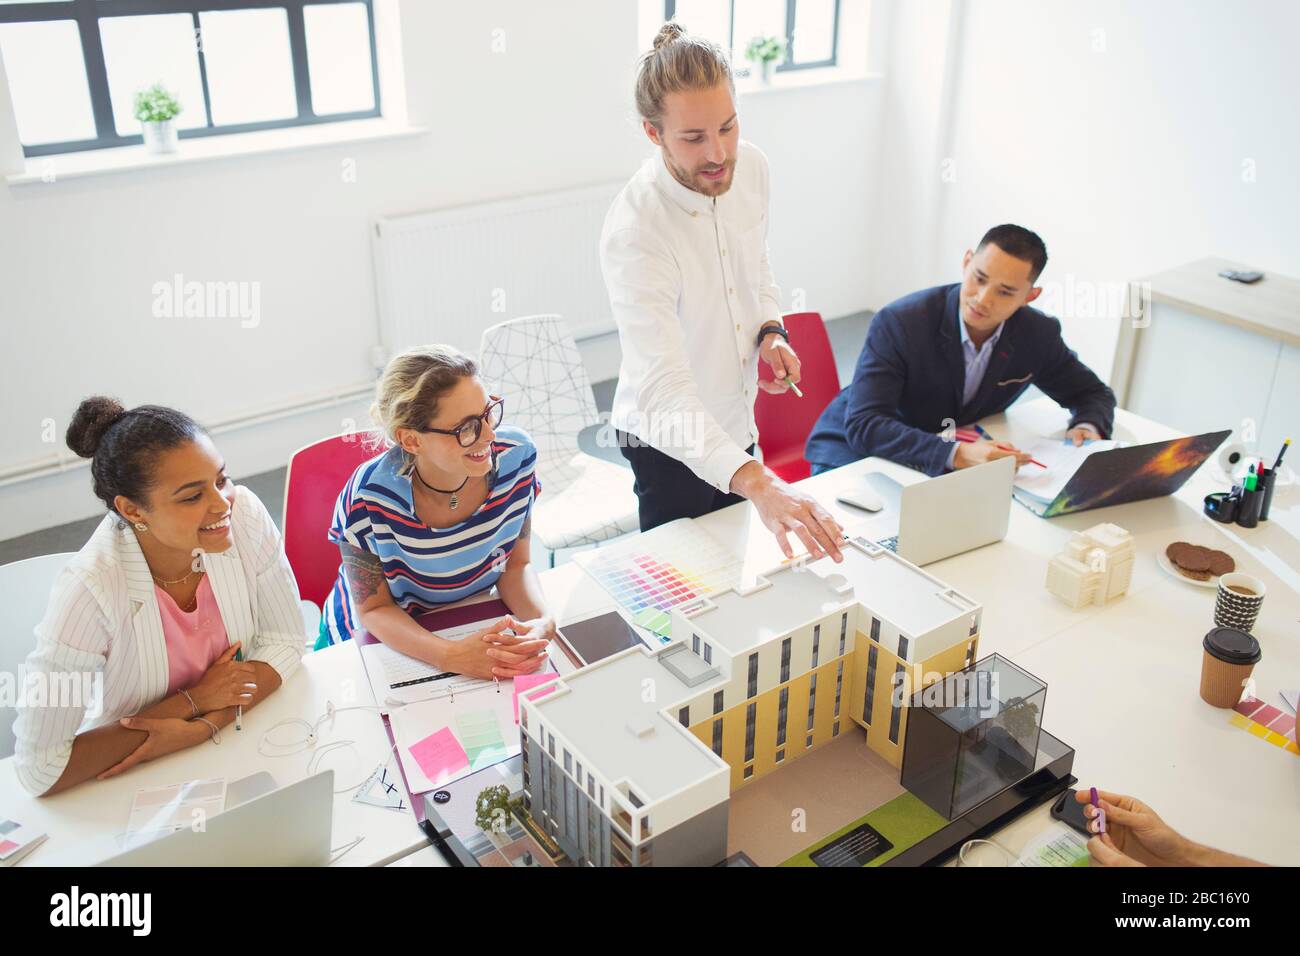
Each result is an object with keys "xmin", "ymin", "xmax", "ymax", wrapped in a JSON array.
[{"xmin": 1045, "ymin": 522, "xmax": 1135, "ymax": 609}]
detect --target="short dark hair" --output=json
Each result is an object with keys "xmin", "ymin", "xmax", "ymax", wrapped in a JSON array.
[
  {"xmin": 976, "ymin": 224, "xmax": 1048, "ymax": 283},
  {"xmin": 65, "ymin": 396, "xmax": 206, "ymax": 513}
]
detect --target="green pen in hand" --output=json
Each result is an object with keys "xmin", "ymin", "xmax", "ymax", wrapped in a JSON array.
[{"xmin": 783, "ymin": 377, "xmax": 804, "ymax": 398}]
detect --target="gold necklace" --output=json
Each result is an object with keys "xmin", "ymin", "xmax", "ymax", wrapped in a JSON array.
[
  {"xmin": 152, "ymin": 568, "xmax": 199, "ymax": 587},
  {"xmin": 155, "ymin": 575, "xmax": 202, "ymax": 612}
]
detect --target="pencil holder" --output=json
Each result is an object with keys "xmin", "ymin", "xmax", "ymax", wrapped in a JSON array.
[
  {"xmin": 1235, "ymin": 488, "xmax": 1262, "ymax": 528},
  {"xmin": 1259, "ymin": 470, "xmax": 1277, "ymax": 522}
]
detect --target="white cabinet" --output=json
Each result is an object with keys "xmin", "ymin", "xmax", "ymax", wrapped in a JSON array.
[{"xmin": 1112, "ymin": 257, "xmax": 1300, "ymax": 455}]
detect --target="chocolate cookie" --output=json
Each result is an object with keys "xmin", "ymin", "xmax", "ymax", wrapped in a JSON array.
[
  {"xmin": 1204, "ymin": 549, "xmax": 1235, "ymax": 577},
  {"xmin": 1177, "ymin": 565, "xmax": 1213, "ymax": 582},
  {"xmin": 1172, "ymin": 544, "xmax": 1213, "ymax": 573}
]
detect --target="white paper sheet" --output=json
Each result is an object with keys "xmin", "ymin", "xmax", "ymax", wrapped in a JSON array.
[
  {"xmin": 388, "ymin": 680, "xmax": 518, "ymax": 795},
  {"xmin": 1012, "ymin": 438, "xmax": 1118, "ymax": 503},
  {"xmin": 360, "ymin": 618, "xmax": 498, "ymax": 713},
  {"xmin": 1015, "ymin": 823, "xmax": 1091, "ymax": 867}
]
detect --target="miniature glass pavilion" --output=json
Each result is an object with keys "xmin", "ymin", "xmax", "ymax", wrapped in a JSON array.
[{"xmin": 899, "ymin": 654, "xmax": 1047, "ymax": 820}]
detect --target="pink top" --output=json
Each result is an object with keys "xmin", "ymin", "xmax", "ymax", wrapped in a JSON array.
[{"xmin": 155, "ymin": 575, "xmax": 230, "ymax": 697}]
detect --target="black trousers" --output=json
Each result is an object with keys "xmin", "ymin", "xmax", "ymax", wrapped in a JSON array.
[{"xmin": 617, "ymin": 430, "xmax": 753, "ymax": 532}]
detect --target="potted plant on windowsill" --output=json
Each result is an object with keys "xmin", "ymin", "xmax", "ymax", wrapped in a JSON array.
[
  {"xmin": 134, "ymin": 82, "xmax": 182, "ymax": 155},
  {"xmin": 745, "ymin": 35, "xmax": 787, "ymax": 85}
]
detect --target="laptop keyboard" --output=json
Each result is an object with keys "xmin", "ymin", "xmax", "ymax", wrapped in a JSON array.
[{"xmin": 876, "ymin": 535, "xmax": 899, "ymax": 553}]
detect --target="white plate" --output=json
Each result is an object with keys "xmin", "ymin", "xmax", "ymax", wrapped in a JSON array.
[{"xmin": 1155, "ymin": 548, "xmax": 1228, "ymax": 590}]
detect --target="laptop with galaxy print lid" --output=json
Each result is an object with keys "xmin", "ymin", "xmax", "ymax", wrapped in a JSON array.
[{"xmin": 1013, "ymin": 430, "xmax": 1230, "ymax": 518}]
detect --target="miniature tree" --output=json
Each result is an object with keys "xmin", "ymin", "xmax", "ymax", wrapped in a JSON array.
[
  {"xmin": 475, "ymin": 784, "xmax": 514, "ymax": 835},
  {"xmin": 998, "ymin": 697, "xmax": 1040, "ymax": 743}
]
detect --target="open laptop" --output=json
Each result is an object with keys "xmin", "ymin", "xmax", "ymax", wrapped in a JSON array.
[
  {"xmin": 1012, "ymin": 430, "xmax": 1230, "ymax": 518},
  {"xmin": 840, "ymin": 455, "xmax": 1016, "ymax": 566},
  {"xmin": 95, "ymin": 771, "xmax": 335, "ymax": 867}
]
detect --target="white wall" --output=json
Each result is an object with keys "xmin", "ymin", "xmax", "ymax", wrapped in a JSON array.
[
  {"xmin": 869, "ymin": 0, "xmax": 1300, "ymax": 378},
  {"xmin": 0, "ymin": 0, "xmax": 883, "ymax": 539}
]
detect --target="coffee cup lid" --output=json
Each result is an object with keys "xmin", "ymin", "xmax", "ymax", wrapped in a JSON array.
[{"xmin": 1203, "ymin": 627, "xmax": 1261, "ymax": 665}]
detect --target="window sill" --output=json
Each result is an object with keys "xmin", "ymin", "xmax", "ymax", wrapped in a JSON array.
[
  {"xmin": 5, "ymin": 117, "xmax": 428, "ymax": 187},
  {"xmin": 736, "ymin": 67, "xmax": 882, "ymax": 97}
]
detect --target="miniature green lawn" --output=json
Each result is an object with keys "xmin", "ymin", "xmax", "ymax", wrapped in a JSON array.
[{"xmin": 780, "ymin": 791, "xmax": 949, "ymax": 867}]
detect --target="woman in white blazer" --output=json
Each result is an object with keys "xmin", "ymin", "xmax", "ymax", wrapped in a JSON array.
[{"xmin": 14, "ymin": 397, "xmax": 304, "ymax": 795}]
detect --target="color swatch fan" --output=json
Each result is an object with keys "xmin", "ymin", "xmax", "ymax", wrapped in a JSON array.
[{"xmin": 575, "ymin": 519, "xmax": 745, "ymax": 615}]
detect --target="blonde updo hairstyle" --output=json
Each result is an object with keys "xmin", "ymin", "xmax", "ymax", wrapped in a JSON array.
[
  {"xmin": 636, "ymin": 21, "xmax": 734, "ymax": 131},
  {"xmin": 370, "ymin": 345, "xmax": 479, "ymax": 477}
]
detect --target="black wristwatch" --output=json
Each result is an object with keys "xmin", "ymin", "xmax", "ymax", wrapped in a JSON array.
[{"xmin": 756, "ymin": 324, "xmax": 788, "ymax": 348}]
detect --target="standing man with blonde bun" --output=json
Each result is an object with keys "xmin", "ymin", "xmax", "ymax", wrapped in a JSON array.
[{"xmin": 601, "ymin": 22, "xmax": 843, "ymax": 563}]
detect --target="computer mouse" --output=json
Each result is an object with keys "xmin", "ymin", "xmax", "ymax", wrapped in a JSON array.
[{"xmin": 836, "ymin": 488, "xmax": 883, "ymax": 513}]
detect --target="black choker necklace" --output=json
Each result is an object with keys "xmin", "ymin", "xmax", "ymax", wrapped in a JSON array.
[{"xmin": 413, "ymin": 466, "xmax": 470, "ymax": 510}]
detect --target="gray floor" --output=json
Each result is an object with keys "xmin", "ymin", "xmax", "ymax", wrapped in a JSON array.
[{"xmin": 0, "ymin": 311, "xmax": 872, "ymax": 568}]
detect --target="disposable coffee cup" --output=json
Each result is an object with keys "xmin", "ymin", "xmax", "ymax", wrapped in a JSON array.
[
  {"xmin": 1200, "ymin": 627, "xmax": 1262, "ymax": 708},
  {"xmin": 1215, "ymin": 572, "xmax": 1266, "ymax": 632}
]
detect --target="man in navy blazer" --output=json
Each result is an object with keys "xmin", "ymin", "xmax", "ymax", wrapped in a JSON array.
[{"xmin": 806, "ymin": 224, "xmax": 1116, "ymax": 476}]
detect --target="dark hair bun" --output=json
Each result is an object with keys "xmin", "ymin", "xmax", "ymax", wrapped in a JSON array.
[
  {"xmin": 654, "ymin": 21, "xmax": 686, "ymax": 50},
  {"xmin": 66, "ymin": 396, "xmax": 127, "ymax": 459}
]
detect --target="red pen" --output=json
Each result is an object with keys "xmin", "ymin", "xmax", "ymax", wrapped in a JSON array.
[{"xmin": 993, "ymin": 442, "xmax": 1046, "ymax": 468}]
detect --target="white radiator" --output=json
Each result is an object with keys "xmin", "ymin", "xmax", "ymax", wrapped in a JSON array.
[{"xmin": 370, "ymin": 182, "xmax": 624, "ymax": 366}]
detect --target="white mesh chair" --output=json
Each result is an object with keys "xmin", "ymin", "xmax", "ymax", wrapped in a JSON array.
[
  {"xmin": 0, "ymin": 552, "xmax": 74, "ymax": 759},
  {"xmin": 479, "ymin": 314, "xmax": 639, "ymax": 564}
]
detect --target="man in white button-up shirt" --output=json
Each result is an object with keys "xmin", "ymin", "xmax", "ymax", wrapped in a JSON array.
[{"xmin": 601, "ymin": 23, "xmax": 843, "ymax": 563}]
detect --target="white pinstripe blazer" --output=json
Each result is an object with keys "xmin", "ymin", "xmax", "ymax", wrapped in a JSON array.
[{"xmin": 13, "ymin": 483, "xmax": 304, "ymax": 795}]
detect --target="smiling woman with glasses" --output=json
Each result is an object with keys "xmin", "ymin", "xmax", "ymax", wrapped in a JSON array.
[{"xmin": 319, "ymin": 346, "xmax": 555, "ymax": 681}]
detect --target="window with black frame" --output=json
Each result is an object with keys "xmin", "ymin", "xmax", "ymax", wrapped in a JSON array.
[
  {"xmin": 0, "ymin": 0, "xmax": 381, "ymax": 158},
  {"xmin": 662, "ymin": 0, "xmax": 839, "ymax": 75}
]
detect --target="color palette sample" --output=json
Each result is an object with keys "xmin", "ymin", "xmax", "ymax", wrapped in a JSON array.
[
  {"xmin": 1231, "ymin": 697, "xmax": 1299, "ymax": 755},
  {"xmin": 632, "ymin": 607, "xmax": 673, "ymax": 640},
  {"xmin": 456, "ymin": 709, "xmax": 509, "ymax": 770},
  {"xmin": 576, "ymin": 522, "xmax": 744, "ymax": 616}
]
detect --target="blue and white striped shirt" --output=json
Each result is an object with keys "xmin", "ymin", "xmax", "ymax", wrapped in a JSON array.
[{"xmin": 322, "ymin": 426, "xmax": 540, "ymax": 644}]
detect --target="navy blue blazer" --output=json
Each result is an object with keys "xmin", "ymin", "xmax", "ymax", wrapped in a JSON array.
[{"xmin": 805, "ymin": 284, "xmax": 1116, "ymax": 476}]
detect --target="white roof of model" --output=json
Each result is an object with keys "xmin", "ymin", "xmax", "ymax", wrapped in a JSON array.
[
  {"xmin": 687, "ymin": 538, "xmax": 976, "ymax": 653},
  {"xmin": 526, "ymin": 644, "xmax": 728, "ymax": 806}
]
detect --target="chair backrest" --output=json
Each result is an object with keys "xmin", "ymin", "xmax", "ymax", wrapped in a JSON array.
[
  {"xmin": 755, "ymin": 312, "xmax": 843, "ymax": 483},
  {"xmin": 282, "ymin": 433, "xmax": 380, "ymax": 610},
  {"xmin": 0, "ymin": 552, "xmax": 75, "ymax": 759},
  {"xmin": 479, "ymin": 314, "xmax": 600, "ymax": 468}
]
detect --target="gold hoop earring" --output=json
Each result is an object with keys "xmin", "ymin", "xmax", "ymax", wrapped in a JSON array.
[{"xmin": 134, "ymin": 523, "xmax": 148, "ymax": 532}]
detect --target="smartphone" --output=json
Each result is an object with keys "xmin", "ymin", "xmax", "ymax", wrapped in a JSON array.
[{"xmin": 1050, "ymin": 788, "xmax": 1092, "ymax": 838}]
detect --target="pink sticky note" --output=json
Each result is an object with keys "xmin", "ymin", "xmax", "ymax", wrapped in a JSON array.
[
  {"xmin": 408, "ymin": 727, "xmax": 469, "ymax": 788},
  {"xmin": 513, "ymin": 673, "xmax": 559, "ymax": 723}
]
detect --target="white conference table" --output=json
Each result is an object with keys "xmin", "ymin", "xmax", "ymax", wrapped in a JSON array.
[{"xmin": 3, "ymin": 398, "xmax": 1296, "ymax": 867}]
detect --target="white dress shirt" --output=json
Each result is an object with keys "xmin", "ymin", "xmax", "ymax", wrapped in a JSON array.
[
  {"xmin": 601, "ymin": 140, "xmax": 783, "ymax": 492},
  {"xmin": 13, "ymin": 483, "xmax": 304, "ymax": 795}
]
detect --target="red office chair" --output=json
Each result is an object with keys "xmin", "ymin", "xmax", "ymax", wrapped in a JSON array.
[
  {"xmin": 755, "ymin": 312, "xmax": 843, "ymax": 483},
  {"xmin": 282, "ymin": 433, "xmax": 381, "ymax": 611}
]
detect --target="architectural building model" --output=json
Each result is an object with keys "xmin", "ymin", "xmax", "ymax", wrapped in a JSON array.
[
  {"xmin": 516, "ymin": 536, "xmax": 985, "ymax": 867},
  {"xmin": 1044, "ymin": 522, "xmax": 1135, "ymax": 609}
]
